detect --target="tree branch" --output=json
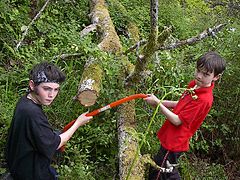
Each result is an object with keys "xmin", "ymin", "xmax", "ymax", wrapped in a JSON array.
[
  {"xmin": 157, "ymin": 23, "xmax": 227, "ymax": 51},
  {"xmin": 16, "ymin": 0, "xmax": 50, "ymax": 50},
  {"xmin": 80, "ymin": 24, "xmax": 97, "ymax": 38},
  {"xmin": 123, "ymin": 39, "xmax": 147, "ymax": 55}
]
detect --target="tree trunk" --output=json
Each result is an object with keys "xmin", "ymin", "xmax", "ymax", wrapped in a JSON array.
[{"xmin": 118, "ymin": 1, "xmax": 160, "ymax": 179}]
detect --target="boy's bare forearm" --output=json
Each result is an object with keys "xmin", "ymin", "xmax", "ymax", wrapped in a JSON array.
[
  {"xmin": 159, "ymin": 103, "xmax": 182, "ymax": 126},
  {"xmin": 144, "ymin": 94, "xmax": 181, "ymax": 126},
  {"xmin": 162, "ymin": 100, "xmax": 178, "ymax": 108},
  {"xmin": 57, "ymin": 113, "xmax": 92, "ymax": 149}
]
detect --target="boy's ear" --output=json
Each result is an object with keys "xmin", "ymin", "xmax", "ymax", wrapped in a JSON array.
[
  {"xmin": 29, "ymin": 80, "xmax": 35, "ymax": 91},
  {"xmin": 213, "ymin": 74, "xmax": 221, "ymax": 81}
]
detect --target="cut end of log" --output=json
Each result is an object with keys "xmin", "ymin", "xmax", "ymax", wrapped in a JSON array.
[{"xmin": 77, "ymin": 90, "xmax": 98, "ymax": 107}]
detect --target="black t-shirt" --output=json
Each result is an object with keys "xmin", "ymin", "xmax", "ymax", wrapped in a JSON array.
[{"xmin": 6, "ymin": 95, "xmax": 61, "ymax": 180}]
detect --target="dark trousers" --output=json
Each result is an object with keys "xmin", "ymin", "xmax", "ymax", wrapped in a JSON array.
[
  {"xmin": 148, "ymin": 146, "xmax": 182, "ymax": 180},
  {"xmin": 49, "ymin": 166, "xmax": 58, "ymax": 180},
  {"xmin": 1, "ymin": 167, "xmax": 58, "ymax": 180}
]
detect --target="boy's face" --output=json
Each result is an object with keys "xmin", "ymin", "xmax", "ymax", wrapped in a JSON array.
[
  {"xmin": 194, "ymin": 68, "xmax": 220, "ymax": 88},
  {"xmin": 29, "ymin": 81, "xmax": 60, "ymax": 105}
]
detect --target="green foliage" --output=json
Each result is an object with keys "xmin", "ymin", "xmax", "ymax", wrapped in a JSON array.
[
  {"xmin": 1, "ymin": 0, "xmax": 239, "ymax": 179},
  {"xmin": 57, "ymin": 146, "xmax": 95, "ymax": 180},
  {"xmin": 180, "ymin": 154, "xmax": 228, "ymax": 180},
  {"xmin": 108, "ymin": 0, "xmax": 150, "ymax": 38}
]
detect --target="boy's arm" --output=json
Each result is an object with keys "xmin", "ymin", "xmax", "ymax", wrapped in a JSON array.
[
  {"xmin": 159, "ymin": 103, "xmax": 182, "ymax": 126},
  {"xmin": 144, "ymin": 94, "xmax": 182, "ymax": 126},
  {"xmin": 57, "ymin": 112, "xmax": 92, "ymax": 149},
  {"xmin": 162, "ymin": 100, "xmax": 178, "ymax": 108},
  {"xmin": 143, "ymin": 94, "xmax": 178, "ymax": 108}
]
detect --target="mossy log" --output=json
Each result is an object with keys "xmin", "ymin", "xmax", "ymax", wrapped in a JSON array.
[
  {"xmin": 117, "ymin": 1, "xmax": 160, "ymax": 179},
  {"xmin": 77, "ymin": 0, "xmax": 122, "ymax": 105},
  {"xmin": 76, "ymin": 57, "xmax": 103, "ymax": 106},
  {"xmin": 118, "ymin": 99, "xmax": 144, "ymax": 180},
  {"xmin": 90, "ymin": 0, "xmax": 122, "ymax": 53},
  {"xmin": 125, "ymin": 0, "xmax": 159, "ymax": 87}
]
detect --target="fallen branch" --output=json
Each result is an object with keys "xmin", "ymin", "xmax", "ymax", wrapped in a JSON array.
[
  {"xmin": 16, "ymin": 0, "xmax": 50, "ymax": 50},
  {"xmin": 123, "ymin": 40, "xmax": 147, "ymax": 55},
  {"xmin": 53, "ymin": 53, "xmax": 83, "ymax": 60},
  {"xmin": 124, "ymin": 24, "xmax": 226, "ymax": 55},
  {"xmin": 80, "ymin": 24, "xmax": 97, "ymax": 38},
  {"xmin": 157, "ymin": 23, "xmax": 227, "ymax": 51}
]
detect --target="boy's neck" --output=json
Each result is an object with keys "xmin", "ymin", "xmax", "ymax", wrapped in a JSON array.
[
  {"xmin": 195, "ymin": 82, "xmax": 212, "ymax": 89},
  {"xmin": 27, "ymin": 93, "xmax": 41, "ymax": 105}
]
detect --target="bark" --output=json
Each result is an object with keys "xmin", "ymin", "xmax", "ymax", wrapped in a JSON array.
[
  {"xmin": 117, "ymin": 93, "xmax": 160, "ymax": 180},
  {"xmin": 80, "ymin": 24, "xmax": 97, "ymax": 38},
  {"xmin": 124, "ymin": 24, "xmax": 226, "ymax": 54},
  {"xmin": 157, "ymin": 23, "xmax": 226, "ymax": 51},
  {"xmin": 117, "ymin": 96, "xmax": 139, "ymax": 179},
  {"xmin": 125, "ymin": 0, "xmax": 160, "ymax": 87}
]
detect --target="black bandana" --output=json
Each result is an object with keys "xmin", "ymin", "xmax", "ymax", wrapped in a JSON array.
[{"xmin": 34, "ymin": 71, "xmax": 59, "ymax": 84}]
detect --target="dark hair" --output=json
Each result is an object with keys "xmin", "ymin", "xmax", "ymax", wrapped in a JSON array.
[
  {"xmin": 197, "ymin": 51, "xmax": 226, "ymax": 76},
  {"xmin": 29, "ymin": 61, "xmax": 66, "ymax": 85}
]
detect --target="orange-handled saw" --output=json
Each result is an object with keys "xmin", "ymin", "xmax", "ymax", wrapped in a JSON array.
[{"xmin": 59, "ymin": 94, "xmax": 147, "ymax": 152}]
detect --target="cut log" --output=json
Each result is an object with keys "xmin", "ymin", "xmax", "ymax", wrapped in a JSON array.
[{"xmin": 76, "ymin": 57, "xmax": 103, "ymax": 106}]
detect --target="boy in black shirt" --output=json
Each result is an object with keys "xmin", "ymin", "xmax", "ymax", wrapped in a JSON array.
[{"xmin": 6, "ymin": 62, "xmax": 93, "ymax": 180}]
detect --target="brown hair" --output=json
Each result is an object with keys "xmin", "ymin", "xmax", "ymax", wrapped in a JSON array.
[
  {"xmin": 29, "ymin": 61, "xmax": 66, "ymax": 85},
  {"xmin": 197, "ymin": 51, "xmax": 226, "ymax": 76}
]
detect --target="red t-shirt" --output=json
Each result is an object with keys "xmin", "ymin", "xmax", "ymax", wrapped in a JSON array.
[{"xmin": 157, "ymin": 80, "xmax": 214, "ymax": 152}]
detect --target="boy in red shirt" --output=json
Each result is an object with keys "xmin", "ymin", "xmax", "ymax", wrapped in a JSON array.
[{"xmin": 144, "ymin": 51, "xmax": 226, "ymax": 179}]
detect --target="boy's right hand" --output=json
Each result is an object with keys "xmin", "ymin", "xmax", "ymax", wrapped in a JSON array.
[
  {"xmin": 75, "ymin": 112, "xmax": 93, "ymax": 127},
  {"xmin": 144, "ymin": 94, "xmax": 160, "ymax": 107}
]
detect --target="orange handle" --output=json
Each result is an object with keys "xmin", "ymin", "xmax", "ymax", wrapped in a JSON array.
[{"xmin": 59, "ymin": 94, "xmax": 147, "ymax": 152}]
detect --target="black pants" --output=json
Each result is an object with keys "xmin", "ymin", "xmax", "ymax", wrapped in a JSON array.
[
  {"xmin": 148, "ymin": 146, "xmax": 182, "ymax": 180},
  {"xmin": 49, "ymin": 166, "xmax": 58, "ymax": 180}
]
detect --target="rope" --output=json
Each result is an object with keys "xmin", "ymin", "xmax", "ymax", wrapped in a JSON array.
[{"xmin": 156, "ymin": 150, "xmax": 170, "ymax": 180}]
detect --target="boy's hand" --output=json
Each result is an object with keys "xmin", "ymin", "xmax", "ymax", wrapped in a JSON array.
[
  {"xmin": 76, "ymin": 112, "xmax": 93, "ymax": 126},
  {"xmin": 144, "ymin": 94, "xmax": 160, "ymax": 107}
]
